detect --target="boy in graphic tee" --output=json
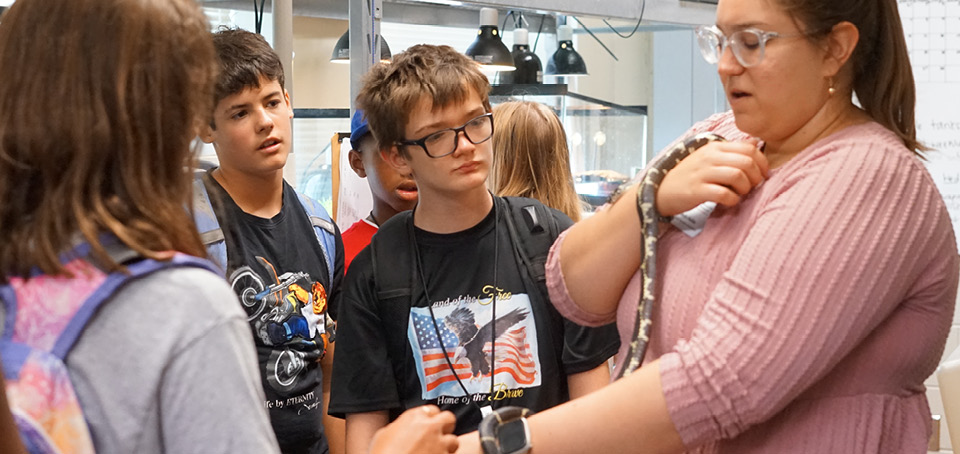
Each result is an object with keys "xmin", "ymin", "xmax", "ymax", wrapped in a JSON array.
[
  {"xmin": 197, "ymin": 29, "xmax": 345, "ymax": 454},
  {"xmin": 329, "ymin": 44, "xmax": 619, "ymax": 453}
]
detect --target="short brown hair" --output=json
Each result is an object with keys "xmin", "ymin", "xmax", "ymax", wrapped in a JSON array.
[
  {"xmin": 491, "ymin": 102, "xmax": 583, "ymax": 222},
  {"xmin": 0, "ymin": 0, "xmax": 216, "ymax": 278},
  {"xmin": 356, "ymin": 44, "xmax": 491, "ymax": 157},
  {"xmin": 211, "ymin": 28, "xmax": 285, "ymax": 123}
]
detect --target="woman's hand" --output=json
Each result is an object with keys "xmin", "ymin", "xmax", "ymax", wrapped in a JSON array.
[
  {"xmin": 657, "ymin": 139, "xmax": 768, "ymax": 217},
  {"xmin": 369, "ymin": 406, "xmax": 458, "ymax": 454}
]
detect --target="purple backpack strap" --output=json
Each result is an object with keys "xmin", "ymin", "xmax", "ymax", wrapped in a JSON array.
[
  {"xmin": 0, "ymin": 243, "xmax": 218, "ymax": 454},
  {"xmin": 48, "ymin": 252, "xmax": 218, "ymax": 360}
]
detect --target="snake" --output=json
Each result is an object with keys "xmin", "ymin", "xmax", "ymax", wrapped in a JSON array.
[{"xmin": 614, "ymin": 132, "xmax": 726, "ymax": 380}]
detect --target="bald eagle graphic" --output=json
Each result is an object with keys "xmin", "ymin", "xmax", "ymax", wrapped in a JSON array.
[{"xmin": 443, "ymin": 306, "xmax": 528, "ymax": 378}]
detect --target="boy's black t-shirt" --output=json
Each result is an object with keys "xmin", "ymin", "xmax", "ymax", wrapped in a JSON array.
[
  {"xmin": 330, "ymin": 198, "xmax": 620, "ymax": 435},
  {"xmin": 205, "ymin": 172, "xmax": 343, "ymax": 454}
]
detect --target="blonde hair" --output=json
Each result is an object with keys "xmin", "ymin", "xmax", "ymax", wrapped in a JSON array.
[
  {"xmin": 0, "ymin": 0, "xmax": 216, "ymax": 278},
  {"xmin": 491, "ymin": 102, "xmax": 582, "ymax": 222}
]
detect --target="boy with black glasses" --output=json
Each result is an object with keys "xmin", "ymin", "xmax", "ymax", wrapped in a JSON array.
[{"xmin": 328, "ymin": 44, "xmax": 619, "ymax": 454}]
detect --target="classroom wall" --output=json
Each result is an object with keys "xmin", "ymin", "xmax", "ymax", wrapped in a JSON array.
[{"xmin": 291, "ymin": 16, "xmax": 352, "ymax": 109}]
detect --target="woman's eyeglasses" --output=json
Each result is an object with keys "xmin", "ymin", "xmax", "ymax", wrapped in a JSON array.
[{"xmin": 695, "ymin": 25, "xmax": 811, "ymax": 68}]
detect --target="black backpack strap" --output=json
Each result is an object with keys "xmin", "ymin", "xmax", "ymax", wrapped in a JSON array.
[
  {"xmin": 368, "ymin": 211, "xmax": 417, "ymax": 397},
  {"xmin": 370, "ymin": 211, "xmax": 417, "ymax": 301},
  {"xmin": 373, "ymin": 200, "xmax": 570, "ymax": 303},
  {"xmin": 500, "ymin": 196, "xmax": 573, "ymax": 299}
]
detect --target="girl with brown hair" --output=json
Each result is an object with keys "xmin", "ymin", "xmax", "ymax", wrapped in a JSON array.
[{"xmin": 0, "ymin": 0, "xmax": 279, "ymax": 452}]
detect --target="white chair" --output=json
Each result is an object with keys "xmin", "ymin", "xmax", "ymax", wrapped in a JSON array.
[{"xmin": 937, "ymin": 345, "xmax": 960, "ymax": 450}]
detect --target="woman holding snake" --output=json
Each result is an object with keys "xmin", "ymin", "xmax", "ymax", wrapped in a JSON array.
[{"xmin": 455, "ymin": 0, "xmax": 958, "ymax": 452}]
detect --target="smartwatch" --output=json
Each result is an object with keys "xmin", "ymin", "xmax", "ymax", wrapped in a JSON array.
[{"xmin": 478, "ymin": 406, "xmax": 533, "ymax": 454}]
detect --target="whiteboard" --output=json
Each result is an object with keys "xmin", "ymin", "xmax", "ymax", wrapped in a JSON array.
[
  {"xmin": 902, "ymin": 0, "xmax": 960, "ymax": 247},
  {"xmin": 336, "ymin": 142, "xmax": 373, "ymax": 231},
  {"xmin": 918, "ymin": 83, "xmax": 960, "ymax": 244}
]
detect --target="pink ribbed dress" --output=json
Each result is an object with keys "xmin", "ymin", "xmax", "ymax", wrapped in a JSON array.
[{"xmin": 547, "ymin": 111, "xmax": 959, "ymax": 453}]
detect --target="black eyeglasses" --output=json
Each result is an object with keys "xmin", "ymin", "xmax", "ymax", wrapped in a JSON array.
[{"xmin": 396, "ymin": 113, "xmax": 494, "ymax": 158}]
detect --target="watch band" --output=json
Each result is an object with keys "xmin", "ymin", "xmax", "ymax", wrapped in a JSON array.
[{"xmin": 478, "ymin": 406, "xmax": 533, "ymax": 454}]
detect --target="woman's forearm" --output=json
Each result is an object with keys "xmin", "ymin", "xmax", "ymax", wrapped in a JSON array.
[
  {"xmin": 531, "ymin": 360, "xmax": 683, "ymax": 453},
  {"xmin": 457, "ymin": 360, "xmax": 684, "ymax": 454},
  {"xmin": 558, "ymin": 187, "xmax": 645, "ymax": 315}
]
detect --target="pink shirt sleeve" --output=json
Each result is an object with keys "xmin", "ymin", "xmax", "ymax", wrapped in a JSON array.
[
  {"xmin": 546, "ymin": 230, "xmax": 619, "ymax": 326},
  {"xmin": 659, "ymin": 129, "xmax": 958, "ymax": 445}
]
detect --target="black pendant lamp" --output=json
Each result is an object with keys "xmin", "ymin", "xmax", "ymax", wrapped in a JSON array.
[
  {"xmin": 500, "ymin": 27, "xmax": 542, "ymax": 84},
  {"xmin": 465, "ymin": 8, "xmax": 515, "ymax": 72},
  {"xmin": 545, "ymin": 24, "xmax": 587, "ymax": 76},
  {"xmin": 330, "ymin": 29, "xmax": 392, "ymax": 64}
]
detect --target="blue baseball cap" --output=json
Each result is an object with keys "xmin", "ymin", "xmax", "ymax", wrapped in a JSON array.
[{"xmin": 350, "ymin": 109, "xmax": 372, "ymax": 151}]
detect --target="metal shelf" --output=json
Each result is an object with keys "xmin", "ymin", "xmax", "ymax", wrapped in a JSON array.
[{"xmin": 198, "ymin": 0, "xmax": 716, "ymax": 26}]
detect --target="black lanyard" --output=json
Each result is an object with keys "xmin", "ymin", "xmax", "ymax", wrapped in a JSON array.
[{"xmin": 412, "ymin": 201, "xmax": 499, "ymax": 413}]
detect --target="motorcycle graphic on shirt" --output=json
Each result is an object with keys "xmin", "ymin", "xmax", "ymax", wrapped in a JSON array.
[{"xmin": 229, "ymin": 257, "xmax": 328, "ymax": 394}]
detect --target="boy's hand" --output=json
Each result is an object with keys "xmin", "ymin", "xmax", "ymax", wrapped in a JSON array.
[
  {"xmin": 369, "ymin": 406, "xmax": 458, "ymax": 454},
  {"xmin": 656, "ymin": 138, "xmax": 768, "ymax": 217}
]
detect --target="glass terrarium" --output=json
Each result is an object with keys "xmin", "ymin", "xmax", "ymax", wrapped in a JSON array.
[{"xmin": 489, "ymin": 83, "xmax": 648, "ymax": 212}]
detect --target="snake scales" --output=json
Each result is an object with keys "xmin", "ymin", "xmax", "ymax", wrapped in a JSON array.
[{"xmin": 614, "ymin": 132, "xmax": 726, "ymax": 380}]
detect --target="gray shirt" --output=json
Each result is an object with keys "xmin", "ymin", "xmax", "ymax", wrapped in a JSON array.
[{"xmin": 30, "ymin": 267, "xmax": 280, "ymax": 453}]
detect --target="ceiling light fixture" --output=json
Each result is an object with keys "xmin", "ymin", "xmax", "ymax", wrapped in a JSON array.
[
  {"xmin": 464, "ymin": 7, "xmax": 515, "ymax": 72},
  {"xmin": 330, "ymin": 29, "xmax": 392, "ymax": 64},
  {"xmin": 545, "ymin": 24, "xmax": 587, "ymax": 76}
]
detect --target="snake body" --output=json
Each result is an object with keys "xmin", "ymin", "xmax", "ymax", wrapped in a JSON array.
[{"xmin": 614, "ymin": 132, "xmax": 726, "ymax": 380}]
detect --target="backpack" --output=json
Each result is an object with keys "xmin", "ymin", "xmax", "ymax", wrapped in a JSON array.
[
  {"xmin": 191, "ymin": 172, "xmax": 339, "ymax": 349},
  {"xmin": 0, "ymin": 241, "xmax": 220, "ymax": 454},
  {"xmin": 191, "ymin": 172, "xmax": 338, "ymax": 286},
  {"xmin": 370, "ymin": 196, "xmax": 571, "ymax": 315}
]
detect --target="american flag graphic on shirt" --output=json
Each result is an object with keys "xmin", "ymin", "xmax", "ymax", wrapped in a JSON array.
[{"xmin": 407, "ymin": 294, "xmax": 542, "ymax": 400}]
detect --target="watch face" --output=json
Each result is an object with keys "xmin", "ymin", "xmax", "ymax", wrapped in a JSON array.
[{"xmin": 497, "ymin": 419, "xmax": 531, "ymax": 454}]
